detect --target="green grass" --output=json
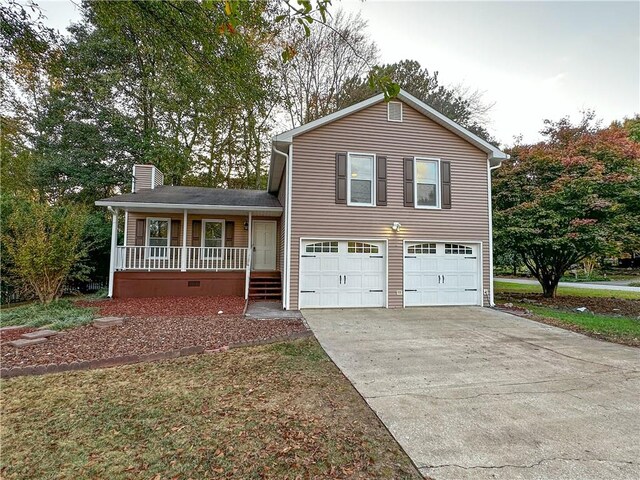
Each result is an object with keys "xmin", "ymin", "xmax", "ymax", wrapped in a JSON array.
[
  {"xmin": 0, "ymin": 299, "xmax": 96, "ymax": 330},
  {"xmin": 524, "ymin": 304, "xmax": 640, "ymax": 342},
  {"xmin": 0, "ymin": 339, "xmax": 420, "ymax": 480},
  {"xmin": 494, "ymin": 280, "xmax": 640, "ymax": 300}
]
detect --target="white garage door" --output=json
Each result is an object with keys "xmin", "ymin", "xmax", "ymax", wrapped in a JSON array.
[
  {"xmin": 299, "ymin": 240, "xmax": 386, "ymax": 308},
  {"xmin": 404, "ymin": 242, "xmax": 480, "ymax": 306}
]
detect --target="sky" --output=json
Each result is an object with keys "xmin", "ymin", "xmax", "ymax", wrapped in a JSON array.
[{"xmin": 37, "ymin": 0, "xmax": 639, "ymax": 146}]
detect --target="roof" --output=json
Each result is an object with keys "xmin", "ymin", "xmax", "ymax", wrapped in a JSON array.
[
  {"xmin": 95, "ymin": 186, "xmax": 282, "ymax": 213},
  {"xmin": 268, "ymin": 89, "xmax": 509, "ymax": 193}
]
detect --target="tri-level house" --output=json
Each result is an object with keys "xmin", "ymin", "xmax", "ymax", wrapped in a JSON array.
[{"xmin": 97, "ymin": 89, "xmax": 508, "ymax": 309}]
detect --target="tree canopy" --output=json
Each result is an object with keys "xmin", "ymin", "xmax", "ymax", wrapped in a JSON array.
[{"xmin": 493, "ymin": 114, "xmax": 640, "ymax": 297}]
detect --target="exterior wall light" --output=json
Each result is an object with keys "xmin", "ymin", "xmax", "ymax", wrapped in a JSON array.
[
  {"xmin": 391, "ymin": 222, "xmax": 402, "ymax": 232},
  {"xmin": 243, "ymin": 221, "xmax": 249, "ymax": 230}
]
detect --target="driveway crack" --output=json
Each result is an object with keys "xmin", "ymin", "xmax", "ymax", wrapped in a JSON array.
[{"xmin": 418, "ymin": 456, "xmax": 636, "ymax": 472}]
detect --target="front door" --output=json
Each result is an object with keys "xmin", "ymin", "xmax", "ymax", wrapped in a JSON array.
[{"xmin": 252, "ymin": 220, "xmax": 277, "ymax": 270}]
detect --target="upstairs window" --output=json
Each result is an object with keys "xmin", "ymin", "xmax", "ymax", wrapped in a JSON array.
[
  {"xmin": 415, "ymin": 158, "xmax": 440, "ymax": 208},
  {"xmin": 347, "ymin": 153, "xmax": 375, "ymax": 206}
]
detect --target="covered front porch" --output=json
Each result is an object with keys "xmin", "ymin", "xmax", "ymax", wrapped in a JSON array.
[{"xmin": 98, "ymin": 201, "xmax": 282, "ymax": 300}]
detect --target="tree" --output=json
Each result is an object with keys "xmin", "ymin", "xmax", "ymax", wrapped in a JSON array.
[
  {"xmin": 276, "ymin": 9, "xmax": 378, "ymax": 126},
  {"xmin": 493, "ymin": 114, "xmax": 640, "ymax": 297},
  {"xmin": 339, "ymin": 60, "xmax": 495, "ymax": 142},
  {"xmin": 2, "ymin": 198, "xmax": 90, "ymax": 303}
]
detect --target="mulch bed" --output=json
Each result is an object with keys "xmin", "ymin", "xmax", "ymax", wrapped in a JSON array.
[
  {"xmin": 1, "ymin": 315, "xmax": 308, "ymax": 369},
  {"xmin": 496, "ymin": 293, "xmax": 640, "ymax": 317},
  {"xmin": 76, "ymin": 295, "xmax": 246, "ymax": 317}
]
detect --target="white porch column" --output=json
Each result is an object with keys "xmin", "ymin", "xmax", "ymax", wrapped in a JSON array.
[
  {"xmin": 181, "ymin": 209, "xmax": 188, "ymax": 271},
  {"xmin": 245, "ymin": 212, "xmax": 252, "ymax": 299},
  {"xmin": 108, "ymin": 207, "xmax": 119, "ymax": 298}
]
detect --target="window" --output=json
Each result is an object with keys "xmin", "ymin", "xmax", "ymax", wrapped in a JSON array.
[
  {"xmin": 407, "ymin": 243, "xmax": 436, "ymax": 254},
  {"xmin": 347, "ymin": 241, "xmax": 379, "ymax": 254},
  {"xmin": 348, "ymin": 153, "xmax": 375, "ymax": 206},
  {"xmin": 202, "ymin": 220, "xmax": 224, "ymax": 258},
  {"xmin": 147, "ymin": 218, "xmax": 170, "ymax": 258},
  {"xmin": 445, "ymin": 243, "xmax": 473, "ymax": 255},
  {"xmin": 415, "ymin": 158, "xmax": 440, "ymax": 208},
  {"xmin": 305, "ymin": 241, "xmax": 338, "ymax": 253},
  {"xmin": 387, "ymin": 101, "xmax": 403, "ymax": 122}
]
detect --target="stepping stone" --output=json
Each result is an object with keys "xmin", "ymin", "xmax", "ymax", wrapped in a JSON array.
[
  {"xmin": 21, "ymin": 329, "xmax": 58, "ymax": 339},
  {"xmin": 93, "ymin": 317, "xmax": 124, "ymax": 329},
  {"xmin": 0, "ymin": 326, "xmax": 25, "ymax": 332},
  {"xmin": 8, "ymin": 338, "xmax": 47, "ymax": 348}
]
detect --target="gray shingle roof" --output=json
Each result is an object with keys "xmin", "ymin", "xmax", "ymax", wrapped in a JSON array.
[{"xmin": 97, "ymin": 186, "xmax": 281, "ymax": 208}]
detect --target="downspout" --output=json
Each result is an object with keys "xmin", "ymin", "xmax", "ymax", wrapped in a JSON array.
[
  {"xmin": 487, "ymin": 157, "xmax": 505, "ymax": 307},
  {"xmin": 107, "ymin": 206, "xmax": 119, "ymax": 298},
  {"xmin": 272, "ymin": 142, "xmax": 290, "ymax": 310}
]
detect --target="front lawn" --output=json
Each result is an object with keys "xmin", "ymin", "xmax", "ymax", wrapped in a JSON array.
[
  {"xmin": 494, "ymin": 280, "xmax": 640, "ymax": 300},
  {"xmin": 523, "ymin": 305, "xmax": 640, "ymax": 346},
  {"xmin": 0, "ymin": 339, "xmax": 420, "ymax": 479},
  {"xmin": 495, "ymin": 281, "xmax": 640, "ymax": 346},
  {"xmin": 0, "ymin": 299, "xmax": 96, "ymax": 330}
]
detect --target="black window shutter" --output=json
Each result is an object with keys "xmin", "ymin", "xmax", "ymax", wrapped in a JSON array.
[
  {"xmin": 192, "ymin": 220, "xmax": 201, "ymax": 246},
  {"xmin": 335, "ymin": 152, "xmax": 347, "ymax": 204},
  {"xmin": 170, "ymin": 219, "xmax": 180, "ymax": 246},
  {"xmin": 225, "ymin": 221, "xmax": 234, "ymax": 247},
  {"xmin": 135, "ymin": 219, "xmax": 145, "ymax": 246},
  {"xmin": 403, "ymin": 157, "xmax": 414, "ymax": 207},
  {"xmin": 376, "ymin": 155, "xmax": 387, "ymax": 206},
  {"xmin": 441, "ymin": 161, "xmax": 452, "ymax": 209}
]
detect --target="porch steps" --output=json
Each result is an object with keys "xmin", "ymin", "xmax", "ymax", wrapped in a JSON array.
[{"xmin": 249, "ymin": 272, "xmax": 282, "ymax": 300}]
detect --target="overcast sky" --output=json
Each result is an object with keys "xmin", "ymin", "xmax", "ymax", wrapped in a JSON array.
[{"xmin": 39, "ymin": 0, "xmax": 639, "ymax": 146}]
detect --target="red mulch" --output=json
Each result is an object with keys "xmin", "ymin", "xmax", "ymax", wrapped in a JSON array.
[
  {"xmin": 76, "ymin": 296, "xmax": 246, "ymax": 318},
  {"xmin": 0, "ymin": 327, "xmax": 38, "ymax": 344},
  {"xmin": 1, "ymin": 315, "xmax": 308, "ymax": 368},
  {"xmin": 496, "ymin": 293, "xmax": 640, "ymax": 317}
]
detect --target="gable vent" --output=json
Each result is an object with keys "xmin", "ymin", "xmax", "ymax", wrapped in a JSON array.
[{"xmin": 387, "ymin": 101, "xmax": 403, "ymax": 122}]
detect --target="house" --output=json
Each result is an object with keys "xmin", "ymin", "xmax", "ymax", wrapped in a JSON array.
[{"xmin": 96, "ymin": 89, "xmax": 508, "ymax": 308}]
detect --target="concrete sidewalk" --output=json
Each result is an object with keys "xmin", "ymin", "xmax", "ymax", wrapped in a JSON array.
[
  {"xmin": 303, "ymin": 307, "xmax": 640, "ymax": 480},
  {"xmin": 496, "ymin": 277, "xmax": 640, "ymax": 292}
]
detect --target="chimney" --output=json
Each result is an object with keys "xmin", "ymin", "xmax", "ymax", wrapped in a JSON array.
[{"xmin": 132, "ymin": 164, "xmax": 164, "ymax": 192}]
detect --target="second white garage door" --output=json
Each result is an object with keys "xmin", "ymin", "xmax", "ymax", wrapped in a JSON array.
[
  {"xmin": 404, "ymin": 242, "xmax": 481, "ymax": 306},
  {"xmin": 299, "ymin": 240, "xmax": 386, "ymax": 308}
]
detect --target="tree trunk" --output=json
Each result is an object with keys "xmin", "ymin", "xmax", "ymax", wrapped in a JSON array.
[{"xmin": 540, "ymin": 277, "xmax": 559, "ymax": 298}]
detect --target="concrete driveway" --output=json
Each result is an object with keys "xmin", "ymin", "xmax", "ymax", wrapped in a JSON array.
[{"xmin": 303, "ymin": 307, "xmax": 640, "ymax": 480}]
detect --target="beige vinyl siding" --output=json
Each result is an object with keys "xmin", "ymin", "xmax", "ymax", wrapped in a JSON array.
[
  {"xmin": 133, "ymin": 165, "xmax": 154, "ymax": 192},
  {"xmin": 126, "ymin": 213, "xmax": 249, "ymax": 247},
  {"xmin": 289, "ymin": 100, "xmax": 491, "ymax": 309},
  {"xmin": 277, "ymin": 167, "xmax": 288, "ymax": 285}
]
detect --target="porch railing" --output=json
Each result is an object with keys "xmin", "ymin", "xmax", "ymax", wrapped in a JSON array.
[{"xmin": 115, "ymin": 246, "xmax": 248, "ymax": 271}]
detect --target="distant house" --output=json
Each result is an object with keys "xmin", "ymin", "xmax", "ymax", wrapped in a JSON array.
[{"xmin": 97, "ymin": 89, "xmax": 508, "ymax": 308}]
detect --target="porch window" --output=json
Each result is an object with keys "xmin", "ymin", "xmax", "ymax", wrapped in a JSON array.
[
  {"xmin": 147, "ymin": 218, "xmax": 170, "ymax": 258},
  {"xmin": 202, "ymin": 220, "xmax": 224, "ymax": 258},
  {"xmin": 347, "ymin": 153, "xmax": 375, "ymax": 206},
  {"xmin": 415, "ymin": 158, "xmax": 440, "ymax": 208}
]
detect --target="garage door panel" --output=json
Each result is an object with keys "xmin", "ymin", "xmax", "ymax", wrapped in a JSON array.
[
  {"xmin": 404, "ymin": 242, "xmax": 480, "ymax": 307},
  {"xmin": 300, "ymin": 240, "xmax": 385, "ymax": 309}
]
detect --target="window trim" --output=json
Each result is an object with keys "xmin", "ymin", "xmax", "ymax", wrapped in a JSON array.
[
  {"xmin": 201, "ymin": 219, "xmax": 225, "ymax": 258},
  {"xmin": 346, "ymin": 151, "xmax": 376, "ymax": 207},
  {"xmin": 414, "ymin": 157, "xmax": 441, "ymax": 210},
  {"xmin": 387, "ymin": 101, "xmax": 403, "ymax": 122},
  {"xmin": 146, "ymin": 217, "xmax": 171, "ymax": 259}
]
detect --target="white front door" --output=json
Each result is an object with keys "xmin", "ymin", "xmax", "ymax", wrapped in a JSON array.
[
  {"xmin": 404, "ymin": 242, "xmax": 481, "ymax": 306},
  {"xmin": 299, "ymin": 240, "xmax": 386, "ymax": 308},
  {"xmin": 252, "ymin": 221, "xmax": 277, "ymax": 271}
]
